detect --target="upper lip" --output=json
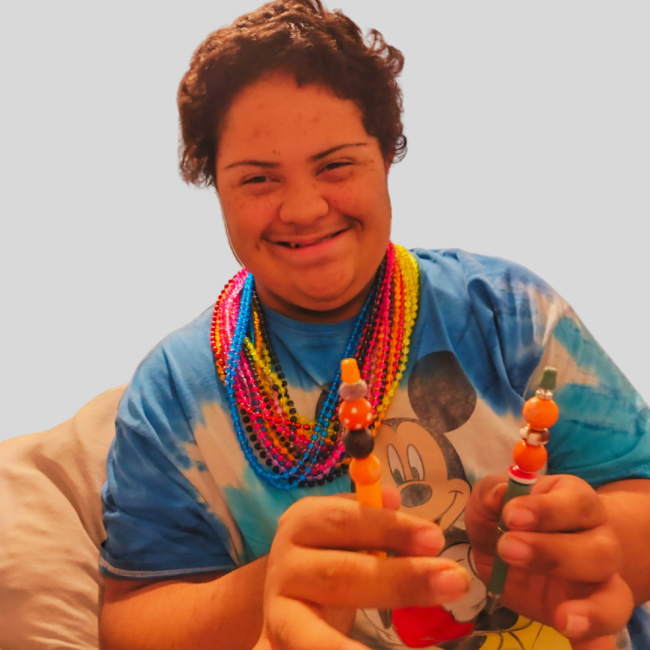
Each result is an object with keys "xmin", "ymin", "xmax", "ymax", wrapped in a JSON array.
[{"xmin": 268, "ymin": 228, "xmax": 349, "ymax": 248}]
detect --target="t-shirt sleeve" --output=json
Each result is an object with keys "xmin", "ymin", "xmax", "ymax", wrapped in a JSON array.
[
  {"xmin": 100, "ymin": 342, "xmax": 237, "ymax": 580},
  {"xmin": 463, "ymin": 251, "xmax": 650, "ymax": 488}
]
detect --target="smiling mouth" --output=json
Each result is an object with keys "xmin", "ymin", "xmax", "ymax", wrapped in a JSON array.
[{"xmin": 276, "ymin": 229, "xmax": 347, "ymax": 249}]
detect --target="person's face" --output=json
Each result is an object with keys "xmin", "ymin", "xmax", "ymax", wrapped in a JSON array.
[{"xmin": 215, "ymin": 72, "xmax": 392, "ymax": 322}]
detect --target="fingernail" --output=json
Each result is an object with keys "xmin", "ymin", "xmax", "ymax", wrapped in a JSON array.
[
  {"xmin": 430, "ymin": 568, "xmax": 470, "ymax": 598},
  {"xmin": 505, "ymin": 506, "xmax": 536, "ymax": 529},
  {"xmin": 563, "ymin": 613, "xmax": 590, "ymax": 637},
  {"xmin": 414, "ymin": 527, "xmax": 444, "ymax": 553},
  {"xmin": 498, "ymin": 536, "xmax": 532, "ymax": 564}
]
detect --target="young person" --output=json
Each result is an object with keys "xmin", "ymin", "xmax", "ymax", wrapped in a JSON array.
[{"xmin": 99, "ymin": 2, "xmax": 650, "ymax": 649}]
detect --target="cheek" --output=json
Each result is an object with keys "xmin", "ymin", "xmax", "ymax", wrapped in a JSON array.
[{"xmin": 221, "ymin": 194, "xmax": 270, "ymax": 243}]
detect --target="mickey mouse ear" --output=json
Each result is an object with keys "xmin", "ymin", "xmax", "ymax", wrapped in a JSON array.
[{"xmin": 408, "ymin": 351, "xmax": 477, "ymax": 434}]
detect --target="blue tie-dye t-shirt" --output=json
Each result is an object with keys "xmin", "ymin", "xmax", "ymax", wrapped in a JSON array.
[{"xmin": 100, "ymin": 249, "xmax": 650, "ymax": 650}]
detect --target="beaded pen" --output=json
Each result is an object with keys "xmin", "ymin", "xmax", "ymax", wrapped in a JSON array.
[
  {"xmin": 485, "ymin": 367, "xmax": 559, "ymax": 614},
  {"xmin": 338, "ymin": 358, "xmax": 383, "ymax": 510}
]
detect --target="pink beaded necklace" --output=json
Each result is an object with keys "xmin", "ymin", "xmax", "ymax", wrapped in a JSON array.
[{"xmin": 211, "ymin": 242, "xmax": 419, "ymax": 489}]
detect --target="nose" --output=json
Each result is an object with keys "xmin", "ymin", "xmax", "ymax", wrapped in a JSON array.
[
  {"xmin": 400, "ymin": 483, "xmax": 433, "ymax": 508},
  {"xmin": 278, "ymin": 179, "xmax": 329, "ymax": 225}
]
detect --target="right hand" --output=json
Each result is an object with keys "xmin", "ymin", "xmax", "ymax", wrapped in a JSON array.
[{"xmin": 254, "ymin": 487, "xmax": 471, "ymax": 650}]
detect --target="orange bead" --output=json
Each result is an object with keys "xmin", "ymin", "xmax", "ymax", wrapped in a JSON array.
[
  {"xmin": 513, "ymin": 440, "xmax": 548, "ymax": 473},
  {"xmin": 523, "ymin": 397, "xmax": 559, "ymax": 430},
  {"xmin": 338, "ymin": 398, "xmax": 373, "ymax": 430},
  {"xmin": 341, "ymin": 358, "xmax": 361, "ymax": 384},
  {"xmin": 350, "ymin": 454, "xmax": 382, "ymax": 485}
]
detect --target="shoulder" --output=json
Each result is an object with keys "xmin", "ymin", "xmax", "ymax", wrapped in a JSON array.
[
  {"xmin": 412, "ymin": 248, "xmax": 554, "ymax": 297},
  {"xmin": 411, "ymin": 248, "xmax": 565, "ymax": 327},
  {"xmin": 130, "ymin": 306, "xmax": 215, "ymax": 388},
  {"xmin": 116, "ymin": 305, "xmax": 222, "ymax": 437}
]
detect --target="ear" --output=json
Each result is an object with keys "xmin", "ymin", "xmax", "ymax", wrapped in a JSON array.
[{"xmin": 408, "ymin": 351, "xmax": 477, "ymax": 433}]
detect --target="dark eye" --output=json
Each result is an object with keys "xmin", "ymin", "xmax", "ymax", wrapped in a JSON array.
[
  {"xmin": 387, "ymin": 444, "xmax": 405, "ymax": 486},
  {"xmin": 407, "ymin": 445, "xmax": 425, "ymax": 481},
  {"xmin": 243, "ymin": 175, "xmax": 268, "ymax": 184},
  {"xmin": 325, "ymin": 161, "xmax": 349, "ymax": 170}
]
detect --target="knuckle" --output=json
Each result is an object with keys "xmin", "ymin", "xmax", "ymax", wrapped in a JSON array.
[
  {"xmin": 269, "ymin": 613, "xmax": 294, "ymax": 648},
  {"xmin": 394, "ymin": 559, "xmax": 432, "ymax": 605},
  {"xmin": 322, "ymin": 504, "xmax": 357, "ymax": 533},
  {"xmin": 314, "ymin": 553, "xmax": 356, "ymax": 594},
  {"xmin": 578, "ymin": 495, "xmax": 603, "ymax": 523},
  {"xmin": 278, "ymin": 496, "xmax": 318, "ymax": 530},
  {"xmin": 591, "ymin": 531, "xmax": 621, "ymax": 573}
]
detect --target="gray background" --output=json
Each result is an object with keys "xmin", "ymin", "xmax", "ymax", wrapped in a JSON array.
[{"xmin": 1, "ymin": 1, "xmax": 648, "ymax": 442}]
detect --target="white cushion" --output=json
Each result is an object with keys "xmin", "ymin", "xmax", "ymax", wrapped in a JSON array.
[{"xmin": 0, "ymin": 387, "xmax": 123, "ymax": 649}]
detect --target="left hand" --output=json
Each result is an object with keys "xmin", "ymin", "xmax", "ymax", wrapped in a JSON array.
[{"xmin": 465, "ymin": 473, "xmax": 634, "ymax": 650}]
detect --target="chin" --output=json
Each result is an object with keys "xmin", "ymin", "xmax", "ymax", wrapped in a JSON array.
[{"xmin": 295, "ymin": 273, "xmax": 360, "ymax": 308}]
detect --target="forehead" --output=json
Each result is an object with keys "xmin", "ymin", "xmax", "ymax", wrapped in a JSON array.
[{"xmin": 217, "ymin": 72, "xmax": 370, "ymax": 163}]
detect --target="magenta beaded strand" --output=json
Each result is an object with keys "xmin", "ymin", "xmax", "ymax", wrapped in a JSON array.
[{"xmin": 211, "ymin": 243, "xmax": 419, "ymax": 488}]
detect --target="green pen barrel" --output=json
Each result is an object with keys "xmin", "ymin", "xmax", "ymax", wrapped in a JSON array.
[{"xmin": 486, "ymin": 477, "xmax": 533, "ymax": 597}]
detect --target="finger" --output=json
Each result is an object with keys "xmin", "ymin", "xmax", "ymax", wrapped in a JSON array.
[
  {"xmin": 264, "ymin": 596, "xmax": 367, "ymax": 650},
  {"xmin": 277, "ymin": 496, "xmax": 445, "ymax": 557},
  {"xmin": 464, "ymin": 475, "xmax": 508, "ymax": 555},
  {"xmin": 381, "ymin": 485, "xmax": 401, "ymax": 511},
  {"xmin": 497, "ymin": 525, "xmax": 621, "ymax": 581},
  {"xmin": 503, "ymin": 475, "xmax": 607, "ymax": 533},
  {"xmin": 275, "ymin": 546, "xmax": 471, "ymax": 609},
  {"xmin": 554, "ymin": 573, "xmax": 634, "ymax": 643}
]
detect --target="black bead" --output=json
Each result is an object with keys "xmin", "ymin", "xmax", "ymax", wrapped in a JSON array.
[
  {"xmin": 307, "ymin": 481, "xmax": 315, "ymax": 487},
  {"xmin": 326, "ymin": 475, "xmax": 334, "ymax": 482},
  {"xmin": 287, "ymin": 400, "xmax": 294, "ymax": 407},
  {"xmin": 317, "ymin": 478, "xmax": 325, "ymax": 485},
  {"xmin": 260, "ymin": 451, "xmax": 267, "ymax": 459},
  {"xmin": 254, "ymin": 443, "xmax": 262, "ymax": 450},
  {"xmin": 342, "ymin": 428, "xmax": 375, "ymax": 459},
  {"xmin": 265, "ymin": 459, "xmax": 272, "ymax": 467},
  {"xmin": 298, "ymin": 480, "xmax": 306, "ymax": 487},
  {"xmin": 243, "ymin": 416, "xmax": 250, "ymax": 424},
  {"xmin": 278, "ymin": 372, "xmax": 285, "ymax": 379},
  {"xmin": 272, "ymin": 466, "xmax": 279, "ymax": 473},
  {"xmin": 289, "ymin": 408, "xmax": 296, "ymax": 415},
  {"xmin": 249, "ymin": 434, "xmax": 257, "ymax": 442},
  {"xmin": 246, "ymin": 425, "xmax": 253, "ymax": 433}
]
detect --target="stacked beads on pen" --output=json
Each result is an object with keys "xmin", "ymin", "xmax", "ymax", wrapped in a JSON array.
[
  {"xmin": 339, "ymin": 358, "xmax": 383, "ymax": 509},
  {"xmin": 485, "ymin": 366, "xmax": 559, "ymax": 610},
  {"xmin": 511, "ymin": 367, "xmax": 559, "ymax": 482}
]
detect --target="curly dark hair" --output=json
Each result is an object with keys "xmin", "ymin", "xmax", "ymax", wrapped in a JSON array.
[{"xmin": 178, "ymin": 0, "xmax": 406, "ymax": 188}]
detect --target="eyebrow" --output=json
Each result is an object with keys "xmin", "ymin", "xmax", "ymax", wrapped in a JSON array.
[{"xmin": 223, "ymin": 142, "xmax": 369, "ymax": 170}]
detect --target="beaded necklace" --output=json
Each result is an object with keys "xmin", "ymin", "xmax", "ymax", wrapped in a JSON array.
[{"xmin": 211, "ymin": 243, "xmax": 419, "ymax": 490}]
